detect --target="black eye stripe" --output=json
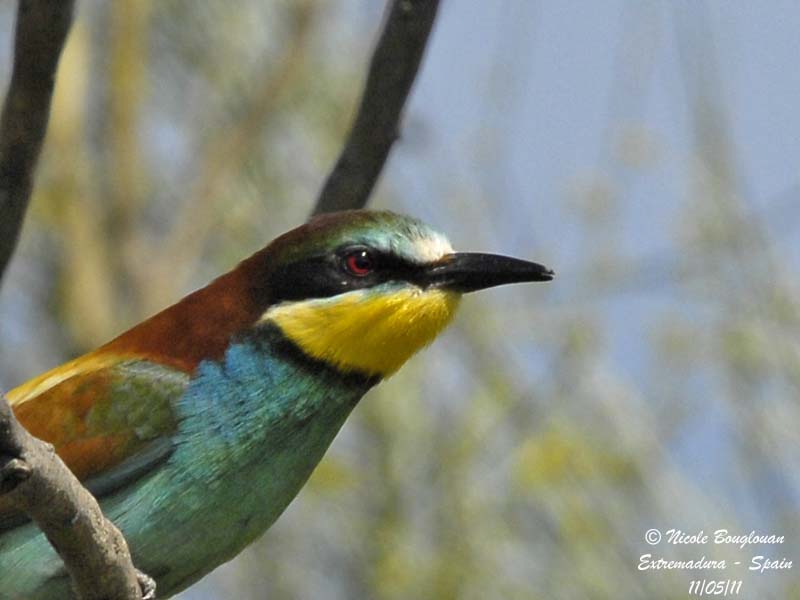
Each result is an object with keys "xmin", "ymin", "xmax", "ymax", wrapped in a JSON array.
[{"xmin": 268, "ymin": 247, "xmax": 426, "ymax": 304}]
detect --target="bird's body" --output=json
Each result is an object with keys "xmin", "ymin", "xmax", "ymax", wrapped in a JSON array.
[{"xmin": 0, "ymin": 210, "xmax": 552, "ymax": 598}]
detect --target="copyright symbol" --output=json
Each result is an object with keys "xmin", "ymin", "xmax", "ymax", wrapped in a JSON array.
[{"xmin": 645, "ymin": 529, "xmax": 661, "ymax": 545}]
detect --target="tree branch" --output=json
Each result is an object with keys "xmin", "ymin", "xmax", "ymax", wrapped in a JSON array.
[
  {"xmin": 0, "ymin": 0, "xmax": 74, "ymax": 281},
  {"xmin": 310, "ymin": 0, "xmax": 440, "ymax": 217},
  {"xmin": 0, "ymin": 2, "xmax": 151, "ymax": 598},
  {"xmin": 0, "ymin": 397, "xmax": 154, "ymax": 599}
]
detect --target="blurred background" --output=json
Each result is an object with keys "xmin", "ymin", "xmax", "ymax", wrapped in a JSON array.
[{"xmin": 1, "ymin": 1, "xmax": 800, "ymax": 598}]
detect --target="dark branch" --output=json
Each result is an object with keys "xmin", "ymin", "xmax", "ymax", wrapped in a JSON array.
[
  {"xmin": 0, "ymin": 0, "xmax": 74, "ymax": 282},
  {"xmin": 310, "ymin": 0, "xmax": 440, "ymax": 217},
  {"xmin": 0, "ymin": 2, "xmax": 151, "ymax": 598}
]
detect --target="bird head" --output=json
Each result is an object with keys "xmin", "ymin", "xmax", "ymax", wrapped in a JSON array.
[
  {"xmin": 101, "ymin": 210, "xmax": 552, "ymax": 379},
  {"xmin": 253, "ymin": 210, "xmax": 553, "ymax": 377}
]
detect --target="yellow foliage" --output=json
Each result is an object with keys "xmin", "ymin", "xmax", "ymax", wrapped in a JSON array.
[
  {"xmin": 513, "ymin": 421, "xmax": 637, "ymax": 489},
  {"xmin": 306, "ymin": 456, "xmax": 355, "ymax": 493}
]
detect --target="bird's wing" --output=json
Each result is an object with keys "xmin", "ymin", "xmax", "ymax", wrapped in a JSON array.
[{"xmin": 1, "ymin": 355, "xmax": 190, "ymax": 531}]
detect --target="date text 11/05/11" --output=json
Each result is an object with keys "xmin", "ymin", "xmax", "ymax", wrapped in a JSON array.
[{"xmin": 689, "ymin": 580, "xmax": 742, "ymax": 597}]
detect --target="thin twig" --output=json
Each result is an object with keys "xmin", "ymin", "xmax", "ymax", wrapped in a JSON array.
[
  {"xmin": 310, "ymin": 0, "xmax": 440, "ymax": 217},
  {"xmin": 0, "ymin": 0, "xmax": 74, "ymax": 282}
]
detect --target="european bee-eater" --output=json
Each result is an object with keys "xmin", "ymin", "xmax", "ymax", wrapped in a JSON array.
[{"xmin": 0, "ymin": 210, "xmax": 552, "ymax": 598}]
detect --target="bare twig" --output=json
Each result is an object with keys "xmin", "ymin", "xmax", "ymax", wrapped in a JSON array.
[
  {"xmin": 310, "ymin": 0, "xmax": 440, "ymax": 216},
  {"xmin": 0, "ymin": 2, "xmax": 150, "ymax": 598},
  {"xmin": 0, "ymin": 397, "xmax": 154, "ymax": 600},
  {"xmin": 0, "ymin": 0, "xmax": 74, "ymax": 281}
]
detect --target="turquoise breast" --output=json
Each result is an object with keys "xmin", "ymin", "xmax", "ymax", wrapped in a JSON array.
[{"xmin": 0, "ymin": 326, "xmax": 375, "ymax": 599}]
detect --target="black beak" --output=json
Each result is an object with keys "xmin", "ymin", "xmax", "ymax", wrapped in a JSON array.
[{"xmin": 424, "ymin": 252, "xmax": 554, "ymax": 293}]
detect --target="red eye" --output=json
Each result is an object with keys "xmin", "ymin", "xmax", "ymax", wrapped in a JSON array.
[{"xmin": 345, "ymin": 250, "xmax": 373, "ymax": 276}]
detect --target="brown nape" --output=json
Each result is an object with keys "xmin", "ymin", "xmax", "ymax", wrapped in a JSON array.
[{"xmin": 100, "ymin": 248, "xmax": 273, "ymax": 373}]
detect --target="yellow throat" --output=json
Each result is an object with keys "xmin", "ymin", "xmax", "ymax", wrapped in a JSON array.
[{"xmin": 262, "ymin": 286, "xmax": 461, "ymax": 377}]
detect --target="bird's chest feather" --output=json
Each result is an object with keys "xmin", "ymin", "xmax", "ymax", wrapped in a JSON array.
[
  {"xmin": 114, "ymin": 338, "xmax": 372, "ymax": 594},
  {"xmin": 0, "ymin": 336, "xmax": 373, "ymax": 600}
]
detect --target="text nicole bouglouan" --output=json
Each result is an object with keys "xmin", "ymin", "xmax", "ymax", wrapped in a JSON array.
[{"xmin": 639, "ymin": 528, "xmax": 792, "ymax": 596}]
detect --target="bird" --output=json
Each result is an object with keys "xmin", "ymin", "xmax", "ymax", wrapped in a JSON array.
[{"xmin": 0, "ymin": 209, "xmax": 553, "ymax": 598}]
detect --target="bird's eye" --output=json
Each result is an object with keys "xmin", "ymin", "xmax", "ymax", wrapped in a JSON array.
[{"xmin": 344, "ymin": 249, "xmax": 374, "ymax": 277}]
